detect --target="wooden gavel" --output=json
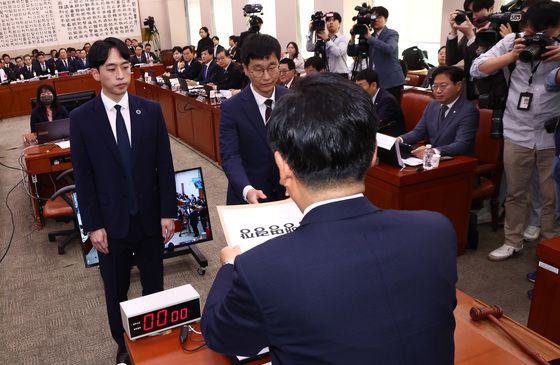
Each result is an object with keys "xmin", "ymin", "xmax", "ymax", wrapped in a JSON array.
[{"xmin": 470, "ymin": 305, "xmax": 549, "ymax": 365}]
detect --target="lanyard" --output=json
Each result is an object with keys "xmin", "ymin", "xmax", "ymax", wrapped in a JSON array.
[{"xmin": 528, "ymin": 61, "xmax": 541, "ymax": 87}]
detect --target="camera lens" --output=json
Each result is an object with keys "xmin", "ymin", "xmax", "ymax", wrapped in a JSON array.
[{"xmin": 519, "ymin": 43, "xmax": 542, "ymax": 62}]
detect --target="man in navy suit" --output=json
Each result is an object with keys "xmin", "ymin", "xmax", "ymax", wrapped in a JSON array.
[
  {"xmin": 20, "ymin": 54, "xmax": 35, "ymax": 79},
  {"xmin": 400, "ymin": 66, "xmax": 479, "ymax": 158},
  {"xmin": 130, "ymin": 45, "xmax": 148, "ymax": 66},
  {"xmin": 348, "ymin": 6, "xmax": 405, "ymax": 100},
  {"xmin": 190, "ymin": 47, "xmax": 220, "ymax": 85},
  {"xmin": 73, "ymin": 49, "xmax": 89, "ymax": 70},
  {"xmin": 55, "ymin": 48, "xmax": 74, "ymax": 73},
  {"xmin": 202, "ymin": 73, "xmax": 458, "ymax": 364},
  {"xmin": 69, "ymin": 38, "xmax": 176, "ymax": 365},
  {"xmin": 33, "ymin": 52, "xmax": 53, "ymax": 76},
  {"xmin": 209, "ymin": 49, "xmax": 243, "ymax": 90},
  {"xmin": 355, "ymin": 68, "xmax": 405, "ymax": 136},
  {"xmin": 219, "ymin": 34, "xmax": 287, "ymax": 205},
  {"xmin": 178, "ymin": 46, "xmax": 202, "ymax": 80}
]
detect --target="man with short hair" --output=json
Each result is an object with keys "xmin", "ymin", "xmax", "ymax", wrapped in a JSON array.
[
  {"xmin": 178, "ymin": 46, "xmax": 201, "ymax": 80},
  {"xmin": 202, "ymin": 73, "xmax": 458, "ymax": 364},
  {"xmin": 304, "ymin": 56, "xmax": 326, "ymax": 75},
  {"xmin": 189, "ymin": 46, "xmax": 220, "ymax": 85},
  {"xmin": 70, "ymin": 37, "xmax": 176, "ymax": 365},
  {"xmin": 55, "ymin": 48, "xmax": 74, "ymax": 72},
  {"xmin": 220, "ymin": 34, "xmax": 287, "ymax": 205},
  {"xmin": 21, "ymin": 54, "xmax": 34, "ymax": 79},
  {"xmin": 348, "ymin": 6, "xmax": 405, "ymax": 100},
  {"xmin": 306, "ymin": 11, "xmax": 349, "ymax": 76},
  {"xmin": 74, "ymin": 49, "xmax": 89, "ymax": 70},
  {"xmin": 34, "ymin": 52, "xmax": 52, "ymax": 75},
  {"xmin": 400, "ymin": 66, "xmax": 479, "ymax": 158},
  {"xmin": 210, "ymin": 49, "xmax": 243, "ymax": 90},
  {"xmin": 131, "ymin": 44, "xmax": 147, "ymax": 65},
  {"xmin": 144, "ymin": 43, "xmax": 159, "ymax": 63},
  {"xmin": 227, "ymin": 35, "xmax": 239, "ymax": 62},
  {"xmin": 278, "ymin": 58, "xmax": 299, "ymax": 89},
  {"xmin": 355, "ymin": 68, "xmax": 405, "ymax": 136}
]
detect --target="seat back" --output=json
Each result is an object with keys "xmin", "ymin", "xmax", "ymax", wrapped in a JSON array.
[
  {"xmin": 475, "ymin": 109, "xmax": 503, "ymax": 166},
  {"xmin": 400, "ymin": 90, "xmax": 433, "ymax": 132},
  {"xmin": 405, "ymin": 74, "xmax": 420, "ymax": 87}
]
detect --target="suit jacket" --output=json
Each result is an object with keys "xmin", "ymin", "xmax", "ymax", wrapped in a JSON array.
[
  {"xmin": 227, "ymin": 46, "xmax": 239, "ymax": 62},
  {"xmin": 284, "ymin": 74, "xmax": 300, "ymax": 90},
  {"xmin": 446, "ymin": 34, "xmax": 478, "ymax": 99},
  {"xmin": 19, "ymin": 65, "xmax": 34, "ymax": 79},
  {"xmin": 197, "ymin": 37, "xmax": 213, "ymax": 59},
  {"xmin": 219, "ymin": 85, "xmax": 287, "ymax": 204},
  {"xmin": 212, "ymin": 45, "xmax": 226, "ymax": 58},
  {"xmin": 33, "ymin": 62, "xmax": 53, "ymax": 76},
  {"xmin": 374, "ymin": 88, "xmax": 405, "ymax": 137},
  {"xmin": 348, "ymin": 27, "xmax": 405, "ymax": 89},
  {"xmin": 401, "ymin": 96, "xmax": 480, "ymax": 156},
  {"xmin": 30, "ymin": 105, "xmax": 69, "ymax": 132},
  {"xmin": 55, "ymin": 58, "xmax": 74, "ymax": 73},
  {"xmin": 73, "ymin": 58, "xmax": 89, "ymax": 70},
  {"xmin": 69, "ymin": 94, "xmax": 176, "ymax": 239},
  {"xmin": 202, "ymin": 197, "xmax": 458, "ymax": 364},
  {"xmin": 3, "ymin": 64, "xmax": 16, "ymax": 80},
  {"xmin": 131, "ymin": 54, "xmax": 148, "ymax": 66},
  {"xmin": 214, "ymin": 62, "xmax": 243, "ymax": 90},
  {"xmin": 178, "ymin": 59, "xmax": 202, "ymax": 80},
  {"xmin": 145, "ymin": 51, "xmax": 159, "ymax": 63},
  {"xmin": 196, "ymin": 60, "xmax": 221, "ymax": 84}
]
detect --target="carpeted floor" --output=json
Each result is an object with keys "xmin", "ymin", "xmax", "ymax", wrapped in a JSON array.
[{"xmin": 0, "ymin": 115, "xmax": 539, "ymax": 364}]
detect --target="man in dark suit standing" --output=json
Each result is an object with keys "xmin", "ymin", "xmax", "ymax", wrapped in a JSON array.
[
  {"xmin": 69, "ymin": 37, "xmax": 176, "ymax": 365},
  {"xmin": 355, "ymin": 68, "xmax": 405, "ymax": 136},
  {"xmin": 219, "ymin": 34, "xmax": 287, "ymax": 205},
  {"xmin": 202, "ymin": 73, "xmax": 458, "ymax": 364},
  {"xmin": 210, "ymin": 49, "xmax": 243, "ymax": 90},
  {"xmin": 400, "ymin": 66, "xmax": 479, "ymax": 157}
]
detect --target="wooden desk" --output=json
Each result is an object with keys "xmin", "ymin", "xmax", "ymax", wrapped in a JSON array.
[
  {"xmin": 365, "ymin": 157, "xmax": 477, "ymax": 255},
  {"xmin": 134, "ymin": 80, "xmax": 177, "ymax": 137},
  {"xmin": 125, "ymin": 290, "xmax": 560, "ymax": 364},
  {"xmin": 132, "ymin": 64, "xmax": 166, "ymax": 79},
  {"xmin": 23, "ymin": 143, "xmax": 72, "ymax": 227}
]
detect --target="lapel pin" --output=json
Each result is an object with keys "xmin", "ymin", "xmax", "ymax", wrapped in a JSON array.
[{"xmin": 136, "ymin": 109, "xmax": 141, "ymax": 115}]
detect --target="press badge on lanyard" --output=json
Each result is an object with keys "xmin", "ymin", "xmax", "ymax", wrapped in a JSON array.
[{"xmin": 518, "ymin": 61, "xmax": 541, "ymax": 111}]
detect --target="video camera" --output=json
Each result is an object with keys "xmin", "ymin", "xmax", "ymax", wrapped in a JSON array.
[
  {"xmin": 520, "ymin": 33, "xmax": 555, "ymax": 62},
  {"xmin": 143, "ymin": 16, "xmax": 155, "ymax": 32},
  {"xmin": 310, "ymin": 11, "xmax": 326, "ymax": 32},
  {"xmin": 243, "ymin": 4, "xmax": 263, "ymax": 33},
  {"xmin": 350, "ymin": 3, "xmax": 376, "ymax": 59}
]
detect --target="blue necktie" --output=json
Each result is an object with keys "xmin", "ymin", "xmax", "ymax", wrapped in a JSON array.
[
  {"xmin": 203, "ymin": 64, "xmax": 208, "ymax": 82},
  {"xmin": 114, "ymin": 105, "xmax": 138, "ymax": 214}
]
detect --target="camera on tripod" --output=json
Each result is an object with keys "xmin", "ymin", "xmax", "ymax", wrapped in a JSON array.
[
  {"xmin": 243, "ymin": 4, "xmax": 263, "ymax": 33},
  {"xmin": 350, "ymin": 3, "xmax": 376, "ymax": 59},
  {"xmin": 310, "ymin": 11, "xmax": 326, "ymax": 32},
  {"xmin": 143, "ymin": 16, "xmax": 155, "ymax": 32},
  {"xmin": 519, "ymin": 33, "xmax": 555, "ymax": 62}
]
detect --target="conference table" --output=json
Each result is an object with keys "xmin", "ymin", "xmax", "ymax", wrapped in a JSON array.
[{"xmin": 124, "ymin": 289, "xmax": 560, "ymax": 364}]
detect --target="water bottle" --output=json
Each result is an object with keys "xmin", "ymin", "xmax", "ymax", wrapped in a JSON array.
[{"xmin": 423, "ymin": 144, "xmax": 434, "ymax": 170}]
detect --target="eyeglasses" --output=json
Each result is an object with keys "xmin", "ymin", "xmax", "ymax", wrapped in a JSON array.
[
  {"xmin": 249, "ymin": 64, "xmax": 279, "ymax": 77},
  {"xmin": 279, "ymin": 69, "xmax": 292, "ymax": 75},
  {"xmin": 431, "ymin": 82, "xmax": 458, "ymax": 91}
]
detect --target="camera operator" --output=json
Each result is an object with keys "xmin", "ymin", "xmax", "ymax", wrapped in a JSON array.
[
  {"xmin": 470, "ymin": 0, "xmax": 560, "ymax": 262},
  {"xmin": 447, "ymin": 0, "xmax": 495, "ymax": 99},
  {"xmin": 305, "ymin": 11, "xmax": 349, "ymax": 77},
  {"xmin": 238, "ymin": 5, "xmax": 264, "ymax": 62},
  {"xmin": 347, "ymin": 6, "xmax": 405, "ymax": 101}
]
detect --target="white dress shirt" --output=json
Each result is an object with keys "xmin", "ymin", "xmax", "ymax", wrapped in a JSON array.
[{"xmin": 100, "ymin": 90, "xmax": 132, "ymax": 145}]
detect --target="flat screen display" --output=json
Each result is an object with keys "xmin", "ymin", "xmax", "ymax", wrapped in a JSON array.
[{"xmin": 77, "ymin": 166, "xmax": 212, "ymax": 267}]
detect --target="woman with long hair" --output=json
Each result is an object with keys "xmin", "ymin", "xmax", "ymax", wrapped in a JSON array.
[
  {"xmin": 30, "ymin": 84, "xmax": 69, "ymax": 132},
  {"xmin": 285, "ymin": 41, "xmax": 305, "ymax": 74}
]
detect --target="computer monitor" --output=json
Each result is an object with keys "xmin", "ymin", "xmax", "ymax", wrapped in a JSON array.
[
  {"xmin": 76, "ymin": 166, "xmax": 213, "ymax": 268},
  {"xmin": 31, "ymin": 90, "xmax": 96, "ymax": 112},
  {"xmin": 35, "ymin": 118, "xmax": 70, "ymax": 144}
]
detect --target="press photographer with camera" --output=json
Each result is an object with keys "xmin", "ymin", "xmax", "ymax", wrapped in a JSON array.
[
  {"xmin": 305, "ymin": 11, "xmax": 349, "ymax": 77},
  {"xmin": 470, "ymin": 0, "xmax": 560, "ymax": 261},
  {"xmin": 446, "ymin": 0, "xmax": 495, "ymax": 100},
  {"xmin": 238, "ymin": 4, "xmax": 264, "ymax": 61},
  {"xmin": 347, "ymin": 6, "xmax": 405, "ymax": 101}
]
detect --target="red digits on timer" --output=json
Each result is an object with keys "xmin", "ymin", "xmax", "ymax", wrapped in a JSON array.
[{"xmin": 143, "ymin": 307, "xmax": 189, "ymax": 331}]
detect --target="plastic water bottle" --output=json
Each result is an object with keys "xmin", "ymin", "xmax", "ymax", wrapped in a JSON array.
[{"xmin": 423, "ymin": 144, "xmax": 434, "ymax": 170}]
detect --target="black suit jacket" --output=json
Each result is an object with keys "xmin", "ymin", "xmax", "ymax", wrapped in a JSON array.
[
  {"xmin": 197, "ymin": 37, "xmax": 213, "ymax": 58},
  {"xmin": 19, "ymin": 65, "xmax": 34, "ymax": 79},
  {"xmin": 55, "ymin": 58, "xmax": 74, "ymax": 73},
  {"xmin": 73, "ymin": 58, "xmax": 89, "ymax": 70},
  {"xmin": 215, "ymin": 62, "xmax": 243, "ymax": 90},
  {"xmin": 446, "ymin": 35, "xmax": 478, "ymax": 99},
  {"xmin": 219, "ymin": 85, "xmax": 287, "ymax": 204},
  {"xmin": 69, "ymin": 94, "xmax": 176, "ymax": 238},
  {"xmin": 212, "ymin": 45, "xmax": 225, "ymax": 58},
  {"xmin": 30, "ymin": 105, "xmax": 69, "ymax": 132},
  {"xmin": 374, "ymin": 88, "xmax": 406, "ymax": 137},
  {"xmin": 178, "ymin": 59, "xmax": 202, "ymax": 80},
  {"xmin": 196, "ymin": 60, "xmax": 221, "ymax": 84},
  {"xmin": 33, "ymin": 62, "xmax": 52, "ymax": 76},
  {"xmin": 3, "ymin": 65, "xmax": 17, "ymax": 80},
  {"xmin": 131, "ymin": 54, "xmax": 148, "ymax": 66},
  {"xmin": 202, "ymin": 197, "xmax": 457, "ymax": 364}
]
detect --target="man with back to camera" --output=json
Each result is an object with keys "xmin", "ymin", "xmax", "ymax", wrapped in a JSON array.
[
  {"xmin": 306, "ymin": 11, "xmax": 349, "ymax": 77},
  {"xmin": 355, "ymin": 68, "xmax": 405, "ymax": 137},
  {"xmin": 399, "ymin": 66, "xmax": 479, "ymax": 158},
  {"xmin": 446, "ymin": 0, "xmax": 495, "ymax": 99},
  {"xmin": 348, "ymin": 6, "xmax": 405, "ymax": 101},
  {"xmin": 202, "ymin": 73, "xmax": 458, "ymax": 364},
  {"xmin": 220, "ymin": 33, "xmax": 287, "ymax": 205},
  {"xmin": 69, "ymin": 37, "xmax": 176, "ymax": 365},
  {"xmin": 471, "ymin": 0, "xmax": 560, "ymax": 261}
]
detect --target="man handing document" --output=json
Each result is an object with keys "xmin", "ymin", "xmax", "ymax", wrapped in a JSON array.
[{"xmin": 202, "ymin": 73, "xmax": 458, "ymax": 364}]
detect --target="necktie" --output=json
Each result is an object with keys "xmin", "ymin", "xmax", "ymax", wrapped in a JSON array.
[
  {"xmin": 42, "ymin": 64, "xmax": 46, "ymax": 71},
  {"xmin": 64, "ymin": 60, "xmax": 67, "ymax": 69},
  {"xmin": 114, "ymin": 105, "xmax": 138, "ymax": 214},
  {"xmin": 438, "ymin": 105, "xmax": 449, "ymax": 130},
  {"xmin": 203, "ymin": 64, "xmax": 208, "ymax": 81},
  {"xmin": 264, "ymin": 99, "xmax": 273, "ymax": 123}
]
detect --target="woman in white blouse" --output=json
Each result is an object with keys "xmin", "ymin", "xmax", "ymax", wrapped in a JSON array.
[{"xmin": 284, "ymin": 42, "xmax": 305, "ymax": 75}]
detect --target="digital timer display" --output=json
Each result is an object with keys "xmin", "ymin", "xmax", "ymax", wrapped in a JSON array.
[{"xmin": 127, "ymin": 298, "xmax": 201, "ymax": 338}]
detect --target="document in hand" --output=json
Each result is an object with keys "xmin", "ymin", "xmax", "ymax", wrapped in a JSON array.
[
  {"xmin": 376, "ymin": 133, "xmax": 422, "ymax": 167},
  {"xmin": 217, "ymin": 198, "xmax": 304, "ymax": 253}
]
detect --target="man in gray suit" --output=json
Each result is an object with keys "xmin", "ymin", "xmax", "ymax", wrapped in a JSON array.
[
  {"xmin": 399, "ymin": 66, "xmax": 479, "ymax": 158},
  {"xmin": 348, "ymin": 6, "xmax": 405, "ymax": 100}
]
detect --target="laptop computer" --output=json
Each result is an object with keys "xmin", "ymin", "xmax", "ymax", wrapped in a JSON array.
[{"xmin": 35, "ymin": 118, "xmax": 70, "ymax": 144}]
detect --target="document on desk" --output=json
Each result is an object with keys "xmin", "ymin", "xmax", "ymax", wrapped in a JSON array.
[
  {"xmin": 233, "ymin": 347, "xmax": 270, "ymax": 363},
  {"xmin": 217, "ymin": 198, "xmax": 303, "ymax": 253},
  {"xmin": 55, "ymin": 140, "xmax": 70, "ymax": 149}
]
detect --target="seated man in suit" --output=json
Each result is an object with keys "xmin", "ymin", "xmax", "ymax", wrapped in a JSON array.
[
  {"xmin": 2, "ymin": 55, "xmax": 16, "ymax": 81},
  {"xmin": 278, "ymin": 58, "xmax": 299, "ymax": 89},
  {"xmin": 303, "ymin": 56, "xmax": 326, "ymax": 75},
  {"xmin": 202, "ymin": 73, "xmax": 458, "ymax": 364},
  {"xmin": 143, "ymin": 43, "xmax": 159, "ymax": 63},
  {"xmin": 178, "ymin": 46, "xmax": 201, "ymax": 80},
  {"xmin": 13, "ymin": 56, "xmax": 24, "ymax": 79},
  {"xmin": 20, "ymin": 54, "xmax": 35, "ymax": 79},
  {"xmin": 188, "ymin": 46, "xmax": 220, "ymax": 85},
  {"xmin": 355, "ymin": 69, "xmax": 405, "ymax": 137},
  {"xmin": 33, "ymin": 52, "xmax": 52, "ymax": 76},
  {"xmin": 130, "ymin": 45, "xmax": 147, "ymax": 66},
  {"xmin": 209, "ymin": 49, "xmax": 243, "ymax": 90},
  {"xmin": 74, "ymin": 49, "xmax": 89, "ymax": 70},
  {"xmin": 400, "ymin": 66, "xmax": 479, "ymax": 157},
  {"xmin": 211, "ymin": 36, "xmax": 226, "ymax": 58},
  {"xmin": 55, "ymin": 48, "xmax": 74, "ymax": 73},
  {"xmin": 219, "ymin": 34, "xmax": 287, "ymax": 205}
]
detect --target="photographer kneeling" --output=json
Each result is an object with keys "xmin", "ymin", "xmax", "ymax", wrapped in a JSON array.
[{"xmin": 471, "ymin": 0, "xmax": 560, "ymax": 262}]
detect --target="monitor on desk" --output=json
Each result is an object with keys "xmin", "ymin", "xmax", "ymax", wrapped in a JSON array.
[
  {"xmin": 77, "ymin": 166, "xmax": 213, "ymax": 267},
  {"xmin": 35, "ymin": 118, "xmax": 70, "ymax": 144},
  {"xmin": 31, "ymin": 90, "xmax": 96, "ymax": 112}
]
